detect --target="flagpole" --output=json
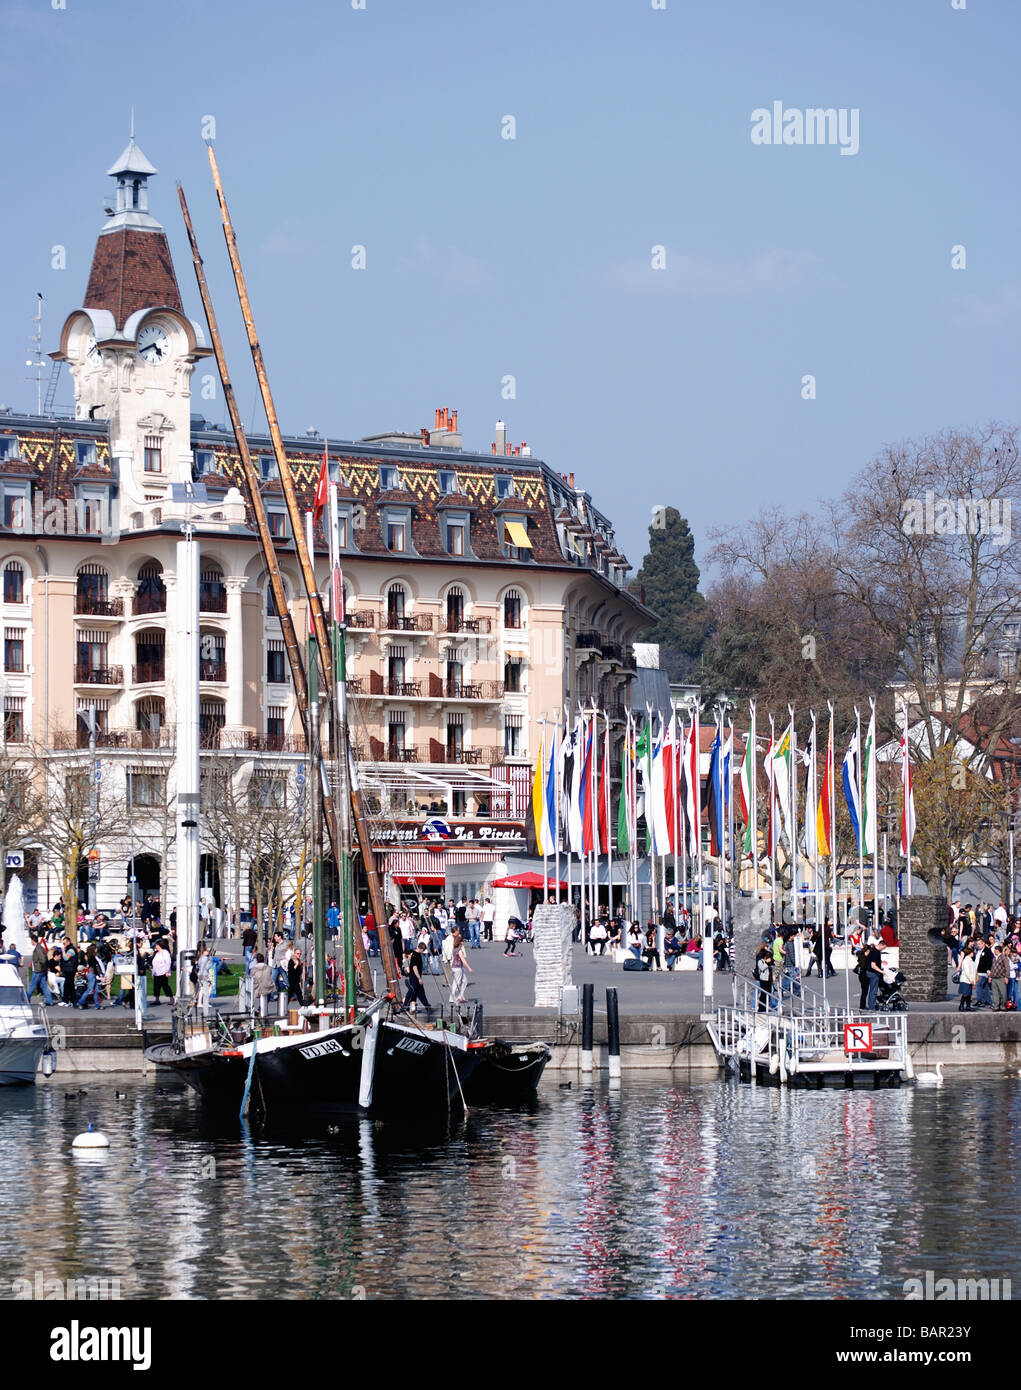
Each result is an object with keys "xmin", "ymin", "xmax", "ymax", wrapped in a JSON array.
[
  {"xmin": 750, "ymin": 700, "xmax": 759, "ymax": 901},
  {"xmin": 902, "ymin": 696, "xmax": 914, "ymax": 895},
  {"xmin": 679, "ymin": 720, "xmax": 688, "ymax": 932},
  {"xmin": 727, "ymin": 718, "xmax": 736, "ymax": 933},
  {"xmin": 828, "ymin": 699, "xmax": 841, "ymax": 1010},
  {"xmin": 788, "ymin": 704, "xmax": 798, "ymax": 926},
  {"xmin": 604, "ymin": 709, "xmax": 613, "ymax": 929},
  {"xmin": 672, "ymin": 714, "xmax": 680, "ymax": 928},
  {"xmin": 768, "ymin": 713, "xmax": 776, "ymax": 924},
  {"xmin": 539, "ymin": 716, "xmax": 549, "ymax": 904},
  {"xmin": 810, "ymin": 709, "xmax": 821, "ymax": 933},
  {"xmin": 869, "ymin": 694, "xmax": 879, "ymax": 928},
  {"xmin": 855, "ymin": 705, "xmax": 865, "ymax": 915},
  {"xmin": 554, "ymin": 709, "xmax": 561, "ymax": 904},
  {"xmin": 590, "ymin": 701, "xmax": 598, "ymax": 933}
]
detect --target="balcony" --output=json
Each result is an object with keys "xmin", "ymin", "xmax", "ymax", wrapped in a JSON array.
[
  {"xmin": 443, "ymin": 747, "xmax": 485, "ymax": 765},
  {"xmin": 132, "ymin": 592, "xmax": 166, "ymax": 616},
  {"xmin": 444, "ymin": 616, "xmax": 491, "ymax": 634},
  {"xmin": 347, "ymin": 611, "xmax": 377, "ymax": 629},
  {"xmin": 382, "ymin": 614, "xmax": 433, "ymax": 633},
  {"xmin": 383, "ymin": 745, "xmax": 420, "ymax": 763},
  {"xmin": 199, "ymin": 585, "xmax": 228, "ymax": 613},
  {"xmin": 75, "ymin": 595, "xmax": 123, "ymax": 618},
  {"xmin": 72, "ymin": 726, "xmax": 173, "ymax": 750},
  {"xmin": 385, "ymin": 679, "xmax": 422, "ymax": 697},
  {"xmin": 226, "ymin": 732, "xmax": 307, "ymax": 754},
  {"xmin": 347, "ymin": 677, "xmax": 365, "ymax": 694},
  {"xmin": 132, "ymin": 661, "xmax": 165, "ymax": 685},
  {"xmin": 200, "ymin": 723, "xmax": 226, "ymax": 750},
  {"xmin": 439, "ymin": 679, "xmax": 505, "ymax": 701},
  {"xmin": 600, "ymin": 642, "xmax": 624, "ymax": 663},
  {"xmin": 200, "ymin": 658, "xmax": 227, "ymax": 683},
  {"xmin": 576, "ymin": 631, "xmax": 602, "ymax": 650},
  {"xmin": 74, "ymin": 663, "xmax": 123, "ymax": 686}
]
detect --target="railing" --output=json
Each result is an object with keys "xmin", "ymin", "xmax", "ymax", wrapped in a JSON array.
[
  {"xmin": 575, "ymin": 631, "xmax": 602, "ymax": 649},
  {"xmin": 72, "ymin": 727, "xmax": 174, "ymax": 750},
  {"xmin": 444, "ymin": 680, "xmax": 504, "ymax": 700},
  {"xmin": 75, "ymin": 595, "xmax": 123, "ymax": 617},
  {"xmin": 200, "ymin": 724, "xmax": 225, "ymax": 750},
  {"xmin": 132, "ymin": 592, "xmax": 166, "ymax": 616},
  {"xmin": 199, "ymin": 658, "xmax": 227, "ymax": 683},
  {"xmin": 347, "ymin": 677, "xmax": 364, "ymax": 694},
  {"xmin": 347, "ymin": 611, "xmax": 376, "ymax": 629},
  {"xmin": 600, "ymin": 642, "xmax": 623, "ymax": 662},
  {"xmin": 382, "ymin": 614, "xmax": 433, "ymax": 632},
  {"xmin": 444, "ymin": 747, "xmax": 484, "ymax": 765},
  {"xmin": 444, "ymin": 616, "xmax": 491, "ymax": 634},
  {"xmin": 385, "ymin": 679, "xmax": 422, "ymax": 697},
  {"xmin": 199, "ymin": 587, "xmax": 228, "ymax": 613},
  {"xmin": 228, "ymin": 732, "xmax": 307, "ymax": 754},
  {"xmin": 384, "ymin": 745, "xmax": 420, "ymax": 763},
  {"xmin": 132, "ymin": 662, "xmax": 165, "ymax": 684},
  {"xmin": 74, "ymin": 664, "xmax": 123, "ymax": 685}
]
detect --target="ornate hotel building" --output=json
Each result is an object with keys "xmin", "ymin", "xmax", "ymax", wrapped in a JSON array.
[{"xmin": 0, "ymin": 136, "xmax": 651, "ymax": 912}]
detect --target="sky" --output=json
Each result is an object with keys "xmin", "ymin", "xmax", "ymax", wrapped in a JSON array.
[{"xmin": 0, "ymin": 0, "xmax": 1018, "ymax": 577}]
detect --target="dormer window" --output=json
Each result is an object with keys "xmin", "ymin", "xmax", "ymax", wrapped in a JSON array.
[
  {"xmin": 193, "ymin": 449, "xmax": 215, "ymax": 477},
  {"xmin": 502, "ymin": 517, "xmax": 532, "ymax": 560},
  {"xmin": 0, "ymin": 437, "xmax": 18, "ymax": 463},
  {"xmin": 447, "ymin": 521, "xmax": 466, "ymax": 556},
  {"xmin": 143, "ymin": 436, "xmax": 162, "ymax": 474},
  {"xmin": 75, "ymin": 441, "xmax": 97, "ymax": 468},
  {"xmin": 439, "ymin": 470, "xmax": 458, "ymax": 495},
  {"xmin": 259, "ymin": 455, "xmax": 279, "ymax": 482},
  {"xmin": 495, "ymin": 475, "xmax": 515, "ymax": 500},
  {"xmin": 379, "ymin": 465, "xmax": 399, "ymax": 491},
  {"xmin": 267, "ymin": 510, "xmax": 287, "ymax": 538},
  {"xmin": 387, "ymin": 520, "xmax": 406, "ymax": 553}
]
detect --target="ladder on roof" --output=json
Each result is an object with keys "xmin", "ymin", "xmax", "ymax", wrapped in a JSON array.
[{"xmin": 43, "ymin": 360, "xmax": 62, "ymax": 415}]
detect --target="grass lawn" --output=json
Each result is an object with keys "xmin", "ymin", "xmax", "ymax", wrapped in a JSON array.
[{"xmin": 112, "ymin": 963, "xmax": 242, "ymax": 998}]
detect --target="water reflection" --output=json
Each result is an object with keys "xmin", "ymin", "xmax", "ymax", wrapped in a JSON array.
[{"xmin": 1, "ymin": 1072, "xmax": 1019, "ymax": 1299}]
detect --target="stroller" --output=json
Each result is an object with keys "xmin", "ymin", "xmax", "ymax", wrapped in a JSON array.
[{"xmin": 876, "ymin": 966, "xmax": 907, "ymax": 1012}]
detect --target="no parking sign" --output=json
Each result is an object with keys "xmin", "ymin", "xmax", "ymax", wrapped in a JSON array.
[{"xmin": 844, "ymin": 1022, "xmax": 873, "ymax": 1053}]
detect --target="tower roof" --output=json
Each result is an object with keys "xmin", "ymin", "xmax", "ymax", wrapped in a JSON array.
[
  {"xmin": 106, "ymin": 137, "xmax": 158, "ymax": 178},
  {"xmin": 83, "ymin": 228, "xmax": 184, "ymax": 331}
]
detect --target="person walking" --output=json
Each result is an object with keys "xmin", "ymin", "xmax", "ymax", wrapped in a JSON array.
[
  {"xmin": 467, "ymin": 899, "xmax": 482, "ymax": 950},
  {"xmin": 958, "ymin": 943, "xmax": 977, "ymax": 1011},
  {"xmin": 503, "ymin": 917, "xmax": 522, "ymax": 956},
  {"xmin": 75, "ymin": 947, "xmax": 103, "ymax": 1010},
  {"xmin": 990, "ymin": 944, "xmax": 1010, "ymax": 1012},
  {"xmin": 193, "ymin": 943, "xmax": 214, "ymax": 1010},
  {"xmin": 241, "ymin": 923, "xmax": 257, "ymax": 973},
  {"xmin": 250, "ymin": 953, "xmax": 274, "ymax": 1017},
  {"xmin": 754, "ymin": 942, "xmax": 774, "ymax": 1012},
  {"xmin": 865, "ymin": 936, "xmax": 884, "ymax": 1011},
  {"xmin": 27, "ymin": 936, "xmax": 55, "ymax": 1006},
  {"xmin": 403, "ymin": 942, "xmax": 430, "ymax": 1015},
  {"xmin": 59, "ymin": 939, "xmax": 78, "ymax": 1006},
  {"xmin": 151, "ymin": 939, "xmax": 173, "ymax": 1005},
  {"xmin": 481, "ymin": 898, "xmax": 495, "ymax": 943},
  {"xmin": 449, "ymin": 931, "xmax": 472, "ymax": 1003},
  {"xmin": 975, "ymin": 937, "xmax": 994, "ymax": 1008},
  {"xmin": 287, "ymin": 948, "xmax": 305, "ymax": 1004}
]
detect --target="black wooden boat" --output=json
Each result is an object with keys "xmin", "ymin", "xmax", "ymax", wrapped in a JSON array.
[{"xmin": 463, "ymin": 1040, "xmax": 552, "ymax": 1104}]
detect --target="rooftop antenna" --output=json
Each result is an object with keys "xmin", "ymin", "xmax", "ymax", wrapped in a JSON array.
[{"xmin": 24, "ymin": 293, "xmax": 43, "ymax": 415}]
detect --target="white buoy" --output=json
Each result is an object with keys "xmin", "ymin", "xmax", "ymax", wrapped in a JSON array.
[{"xmin": 72, "ymin": 1123, "xmax": 110, "ymax": 1149}]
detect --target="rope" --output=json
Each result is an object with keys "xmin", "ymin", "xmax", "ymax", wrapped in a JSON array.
[{"xmin": 239, "ymin": 1034, "xmax": 258, "ymax": 1121}]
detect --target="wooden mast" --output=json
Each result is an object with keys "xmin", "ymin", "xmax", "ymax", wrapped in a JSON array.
[
  {"xmin": 199, "ymin": 144, "xmax": 401, "ymax": 999},
  {"xmin": 176, "ymin": 178, "xmax": 377, "ymax": 995}
]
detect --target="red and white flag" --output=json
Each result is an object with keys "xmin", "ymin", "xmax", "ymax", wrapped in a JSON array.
[
  {"xmin": 900, "ymin": 724, "xmax": 916, "ymax": 857},
  {"xmin": 313, "ymin": 444, "xmax": 329, "ymax": 526}
]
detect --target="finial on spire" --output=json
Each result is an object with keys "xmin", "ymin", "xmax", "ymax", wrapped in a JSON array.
[{"xmin": 129, "ymin": 106, "xmax": 134, "ymax": 140}]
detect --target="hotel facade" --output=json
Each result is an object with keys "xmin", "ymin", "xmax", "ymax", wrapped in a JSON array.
[{"xmin": 0, "ymin": 137, "xmax": 651, "ymax": 916}]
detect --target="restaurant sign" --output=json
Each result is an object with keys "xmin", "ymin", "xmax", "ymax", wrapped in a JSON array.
[{"xmin": 371, "ymin": 820, "xmax": 525, "ymax": 847}]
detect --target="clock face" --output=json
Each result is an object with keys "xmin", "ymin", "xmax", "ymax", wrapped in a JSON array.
[
  {"xmin": 138, "ymin": 324, "xmax": 170, "ymax": 365},
  {"xmin": 85, "ymin": 333, "xmax": 100, "ymax": 364}
]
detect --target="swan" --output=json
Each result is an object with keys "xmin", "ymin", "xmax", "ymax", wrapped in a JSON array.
[{"xmin": 916, "ymin": 1061, "xmax": 945, "ymax": 1085}]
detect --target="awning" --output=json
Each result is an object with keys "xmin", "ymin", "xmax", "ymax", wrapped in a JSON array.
[
  {"xmin": 491, "ymin": 871, "xmax": 567, "ymax": 889},
  {"xmin": 504, "ymin": 521, "xmax": 532, "ymax": 549}
]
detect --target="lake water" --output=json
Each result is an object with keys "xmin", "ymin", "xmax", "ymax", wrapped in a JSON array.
[{"xmin": 2, "ymin": 1071, "xmax": 1018, "ymax": 1300}]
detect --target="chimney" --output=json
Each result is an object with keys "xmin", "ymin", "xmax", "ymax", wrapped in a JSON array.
[
  {"xmin": 451, "ymin": 410, "xmax": 458, "ymax": 432},
  {"xmin": 434, "ymin": 408, "xmax": 442, "ymax": 429},
  {"xmin": 494, "ymin": 420, "xmax": 506, "ymax": 455},
  {"xmin": 420, "ymin": 427, "xmax": 429, "ymax": 445},
  {"xmin": 514, "ymin": 445, "xmax": 520, "ymax": 456},
  {"xmin": 569, "ymin": 472, "xmax": 575, "ymax": 488},
  {"xmin": 521, "ymin": 444, "xmax": 531, "ymax": 457},
  {"xmin": 491, "ymin": 442, "xmax": 497, "ymax": 455},
  {"xmin": 505, "ymin": 442, "xmax": 511, "ymax": 456}
]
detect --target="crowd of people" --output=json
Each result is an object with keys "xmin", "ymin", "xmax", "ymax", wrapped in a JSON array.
[
  {"xmin": 0, "ymin": 894, "xmax": 183, "ymax": 1010},
  {"xmin": 938, "ymin": 900, "xmax": 1021, "ymax": 1012}
]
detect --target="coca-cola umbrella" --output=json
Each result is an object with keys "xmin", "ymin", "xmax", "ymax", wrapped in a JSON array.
[{"xmin": 490, "ymin": 871, "xmax": 567, "ymax": 890}]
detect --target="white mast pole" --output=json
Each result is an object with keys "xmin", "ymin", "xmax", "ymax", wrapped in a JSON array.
[
  {"xmin": 750, "ymin": 700, "xmax": 759, "ymax": 901},
  {"xmin": 174, "ymin": 522, "xmax": 201, "ymax": 997}
]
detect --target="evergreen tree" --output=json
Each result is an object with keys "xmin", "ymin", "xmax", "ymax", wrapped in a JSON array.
[{"xmin": 633, "ymin": 507, "xmax": 708, "ymax": 679}]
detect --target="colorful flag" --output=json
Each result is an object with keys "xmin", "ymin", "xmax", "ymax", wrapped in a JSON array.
[
  {"xmin": 544, "ymin": 724, "xmax": 559, "ymax": 855},
  {"xmin": 768, "ymin": 723, "xmax": 793, "ymax": 848},
  {"xmin": 740, "ymin": 733, "xmax": 754, "ymax": 854},
  {"xmin": 863, "ymin": 705, "xmax": 878, "ymax": 856},
  {"xmin": 650, "ymin": 714, "xmax": 671, "ymax": 854},
  {"xmin": 598, "ymin": 716, "xmax": 610, "ymax": 854},
  {"xmin": 569, "ymin": 714, "xmax": 585, "ymax": 854},
  {"xmin": 580, "ymin": 719, "xmax": 596, "ymax": 854},
  {"xmin": 617, "ymin": 719, "xmax": 633, "ymax": 855},
  {"xmin": 685, "ymin": 715, "xmax": 700, "ymax": 859},
  {"xmin": 560, "ymin": 715, "xmax": 578, "ymax": 852},
  {"xmin": 706, "ymin": 729, "xmax": 723, "ymax": 857},
  {"xmin": 662, "ymin": 712, "xmax": 677, "ymax": 856},
  {"xmin": 842, "ymin": 728, "xmax": 862, "ymax": 851},
  {"xmin": 817, "ymin": 711, "xmax": 833, "ymax": 856},
  {"xmin": 804, "ymin": 724, "xmax": 818, "ymax": 862}
]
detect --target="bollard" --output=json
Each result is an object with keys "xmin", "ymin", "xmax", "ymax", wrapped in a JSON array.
[
  {"xmin": 581, "ymin": 983, "xmax": 594, "ymax": 1073},
  {"xmin": 606, "ymin": 987, "xmax": 621, "ymax": 1080}
]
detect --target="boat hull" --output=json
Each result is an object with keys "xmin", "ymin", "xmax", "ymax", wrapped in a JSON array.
[
  {"xmin": 145, "ymin": 1041, "xmax": 248, "ymax": 1110},
  {"xmin": 462, "ymin": 1040, "xmax": 552, "ymax": 1104},
  {"xmin": 0, "ymin": 1034, "xmax": 48, "ymax": 1085}
]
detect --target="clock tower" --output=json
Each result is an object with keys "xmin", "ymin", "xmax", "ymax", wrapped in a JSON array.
[{"xmin": 52, "ymin": 131, "xmax": 212, "ymax": 524}]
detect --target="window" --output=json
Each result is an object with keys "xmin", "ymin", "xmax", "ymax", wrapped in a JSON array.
[
  {"xmin": 267, "ymin": 640, "xmax": 287, "ymax": 684},
  {"xmin": 193, "ymin": 450, "xmax": 215, "ymax": 476},
  {"xmin": 76, "ymin": 699, "xmax": 109, "ymax": 747},
  {"xmin": 200, "ymin": 567, "xmax": 227, "ymax": 613},
  {"xmin": 126, "ymin": 768, "xmax": 166, "ymax": 807},
  {"xmin": 79, "ymin": 496, "xmax": 106, "ymax": 534},
  {"xmin": 504, "ymin": 658, "xmax": 522, "ymax": 693},
  {"xmin": 379, "ymin": 465, "xmax": 398, "ymax": 491},
  {"xmin": 267, "ymin": 585, "xmax": 282, "ymax": 617},
  {"xmin": 259, "ymin": 455, "xmax": 279, "ymax": 482},
  {"xmin": 438, "ymin": 470, "xmax": 457, "ymax": 495},
  {"xmin": 267, "ymin": 511, "xmax": 287, "ymax": 538},
  {"xmin": 267, "ymin": 705, "xmax": 286, "ymax": 750},
  {"xmin": 387, "ymin": 585, "xmax": 406, "ymax": 626},
  {"xmin": 0, "ymin": 437, "xmax": 18, "ymax": 462},
  {"xmin": 447, "ymin": 521, "xmax": 465, "ymax": 556},
  {"xmin": 3, "ymin": 563, "xmax": 24, "ymax": 604},
  {"xmin": 134, "ymin": 629, "xmax": 165, "ymax": 684},
  {"xmin": 143, "ymin": 436, "xmax": 162, "ymax": 473},
  {"xmin": 2, "ymin": 492, "xmax": 25, "ymax": 530},
  {"xmin": 249, "ymin": 770, "xmax": 287, "ymax": 809},
  {"xmin": 387, "ymin": 645, "xmax": 407, "ymax": 689},
  {"xmin": 336, "ymin": 514, "xmax": 348, "ymax": 549},
  {"xmin": 75, "ymin": 441, "xmax": 97, "ymax": 468},
  {"xmin": 4, "ymin": 697, "xmax": 23, "ymax": 743},
  {"xmin": 503, "ymin": 518, "xmax": 532, "ymax": 559},
  {"xmin": 447, "ymin": 712, "xmax": 464, "ymax": 756},
  {"xmin": 446, "ymin": 587, "xmax": 464, "ymax": 632},
  {"xmin": 77, "ymin": 564, "xmax": 110, "ymax": 614},
  {"xmin": 999, "ymin": 652, "xmax": 1018, "ymax": 677},
  {"xmin": 76, "ymin": 630, "xmax": 108, "ymax": 680},
  {"xmin": 386, "ymin": 520, "xmax": 406, "ymax": 553},
  {"xmin": 495, "ymin": 475, "xmax": 515, "ymax": 500},
  {"xmin": 200, "ymin": 632, "xmax": 226, "ymax": 682},
  {"xmin": 199, "ymin": 700, "xmax": 226, "ymax": 749},
  {"xmin": 387, "ymin": 710, "xmax": 406, "ymax": 757},
  {"xmin": 136, "ymin": 697, "xmax": 164, "ymax": 746},
  {"xmin": 134, "ymin": 562, "xmax": 165, "ymax": 615},
  {"xmin": 503, "ymin": 590, "xmax": 522, "ymax": 629},
  {"xmin": 3, "ymin": 628, "xmax": 23, "ymax": 674},
  {"xmin": 504, "ymin": 714, "xmax": 523, "ymax": 757},
  {"xmin": 1004, "ymin": 622, "xmax": 1021, "ymax": 642},
  {"xmin": 446, "ymin": 658, "xmax": 463, "ymax": 695}
]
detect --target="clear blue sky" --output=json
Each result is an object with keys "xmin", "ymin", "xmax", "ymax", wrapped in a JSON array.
[{"xmin": 0, "ymin": 0, "xmax": 1018, "ymax": 574}]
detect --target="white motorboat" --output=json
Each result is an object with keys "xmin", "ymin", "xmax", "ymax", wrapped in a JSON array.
[{"xmin": 0, "ymin": 962, "xmax": 53, "ymax": 1084}]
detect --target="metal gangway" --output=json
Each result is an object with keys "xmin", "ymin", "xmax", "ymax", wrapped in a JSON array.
[{"xmin": 707, "ymin": 975, "xmax": 912, "ymax": 1087}]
